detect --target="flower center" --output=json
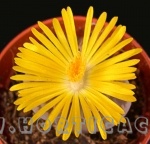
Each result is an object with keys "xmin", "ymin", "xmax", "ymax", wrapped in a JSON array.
[{"xmin": 68, "ymin": 52, "xmax": 86, "ymax": 82}]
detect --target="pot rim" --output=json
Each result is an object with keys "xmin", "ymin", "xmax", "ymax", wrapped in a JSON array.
[{"xmin": 1, "ymin": 16, "xmax": 149, "ymax": 66}]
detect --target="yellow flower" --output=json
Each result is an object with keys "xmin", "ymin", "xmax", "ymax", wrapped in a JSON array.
[{"xmin": 10, "ymin": 6, "xmax": 142, "ymax": 140}]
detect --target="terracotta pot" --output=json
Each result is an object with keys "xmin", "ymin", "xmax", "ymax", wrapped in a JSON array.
[
  {"xmin": 0, "ymin": 16, "xmax": 150, "ymax": 143},
  {"xmin": 0, "ymin": 140, "xmax": 3, "ymax": 144},
  {"xmin": 0, "ymin": 139, "xmax": 5, "ymax": 144}
]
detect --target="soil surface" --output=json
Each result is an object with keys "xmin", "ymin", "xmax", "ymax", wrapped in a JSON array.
[{"xmin": 0, "ymin": 70, "xmax": 147, "ymax": 144}]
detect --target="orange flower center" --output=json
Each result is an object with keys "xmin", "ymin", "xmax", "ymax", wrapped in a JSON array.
[{"xmin": 68, "ymin": 52, "xmax": 86, "ymax": 82}]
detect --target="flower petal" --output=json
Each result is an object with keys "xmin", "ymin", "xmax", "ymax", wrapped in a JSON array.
[
  {"xmin": 93, "ymin": 85, "xmax": 136, "ymax": 102},
  {"xmin": 11, "ymin": 74, "xmax": 64, "ymax": 82},
  {"xmin": 90, "ymin": 25, "xmax": 126, "ymax": 66},
  {"xmin": 85, "ymin": 87, "xmax": 125, "ymax": 114},
  {"xmin": 23, "ymin": 90, "xmax": 65, "ymax": 112},
  {"xmin": 32, "ymin": 28, "xmax": 68, "ymax": 64},
  {"xmin": 90, "ymin": 67, "xmax": 137, "ymax": 77},
  {"xmin": 84, "ymin": 97, "xmax": 107, "ymax": 140},
  {"xmin": 56, "ymin": 92, "xmax": 73, "ymax": 136},
  {"xmin": 81, "ymin": 90, "xmax": 118, "ymax": 125},
  {"xmin": 52, "ymin": 18, "xmax": 73, "ymax": 58},
  {"xmin": 89, "ymin": 81, "xmax": 134, "ymax": 95},
  {"xmin": 90, "ymin": 73, "xmax": 136, "ymax": 81},
  {"xmin": 43, "ymin": 94, "xmax": 69, "ymax": 131},
  {"xmin": 61, "ymin": 8, "xmax": 78, "ymax": 56},
  {"xmin": 81, "ymin": 6, "xmax": 93, "ymax": 56},
  {"xmin": 62, "ymin": 97, "xmax": 74, "ymax": 141},
  {"xmin": 38, "ymin": 21, "xmax": 72, "ymax": 61},
  {"xmin": 85, "ymin": 12, "xmax": 107, "ymax": 58},
  {"xmin": 10, "ymin": 81, "xmax": 60, "ymax": 91},
  {"xmin": 83, "ymin": 89, "xmax": 126, "ymax": 124},
  {"xmin": 87, "ymin": 16, "xmax": 118, "ymax": 62},
  {"xmin": 28, "ymin": 93, "xmax": 66, "ymax": 125},
  {"xmin": 15, "ymin": 89, "xmax": 65, "ymax": 111},
  {"xmin": 79, "ymin": 91, "xmax": 96, "ymax": 133},
  {"xmin": 27, "ymin": 38, "xmax": 66, "ymax": 67},
  {"xmin": 96, "ymin": 48, "xmax": 142, "ymax": 69},
  {"xmin": 91, "ymin": 59, "xmax": 139, "ymax": 72},
  {"xmin": 73, "ymin": 93, "xmax": 81, "ymax": 137},
  {"xmin": 17, "ymin": 47, "xmax": 64, "ymax": 72}
]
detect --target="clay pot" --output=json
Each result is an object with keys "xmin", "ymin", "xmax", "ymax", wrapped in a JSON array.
[
  {"xmin": 0, "ymin": 139, "xmax": 6, "ymax": 144},
  {"xmin": 0, "ymin": 140, "xmax": 3, "ymax": 144},
  {"xmin": 0, "ymin": 16, "xmax": 150, "ymax": 143}
]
